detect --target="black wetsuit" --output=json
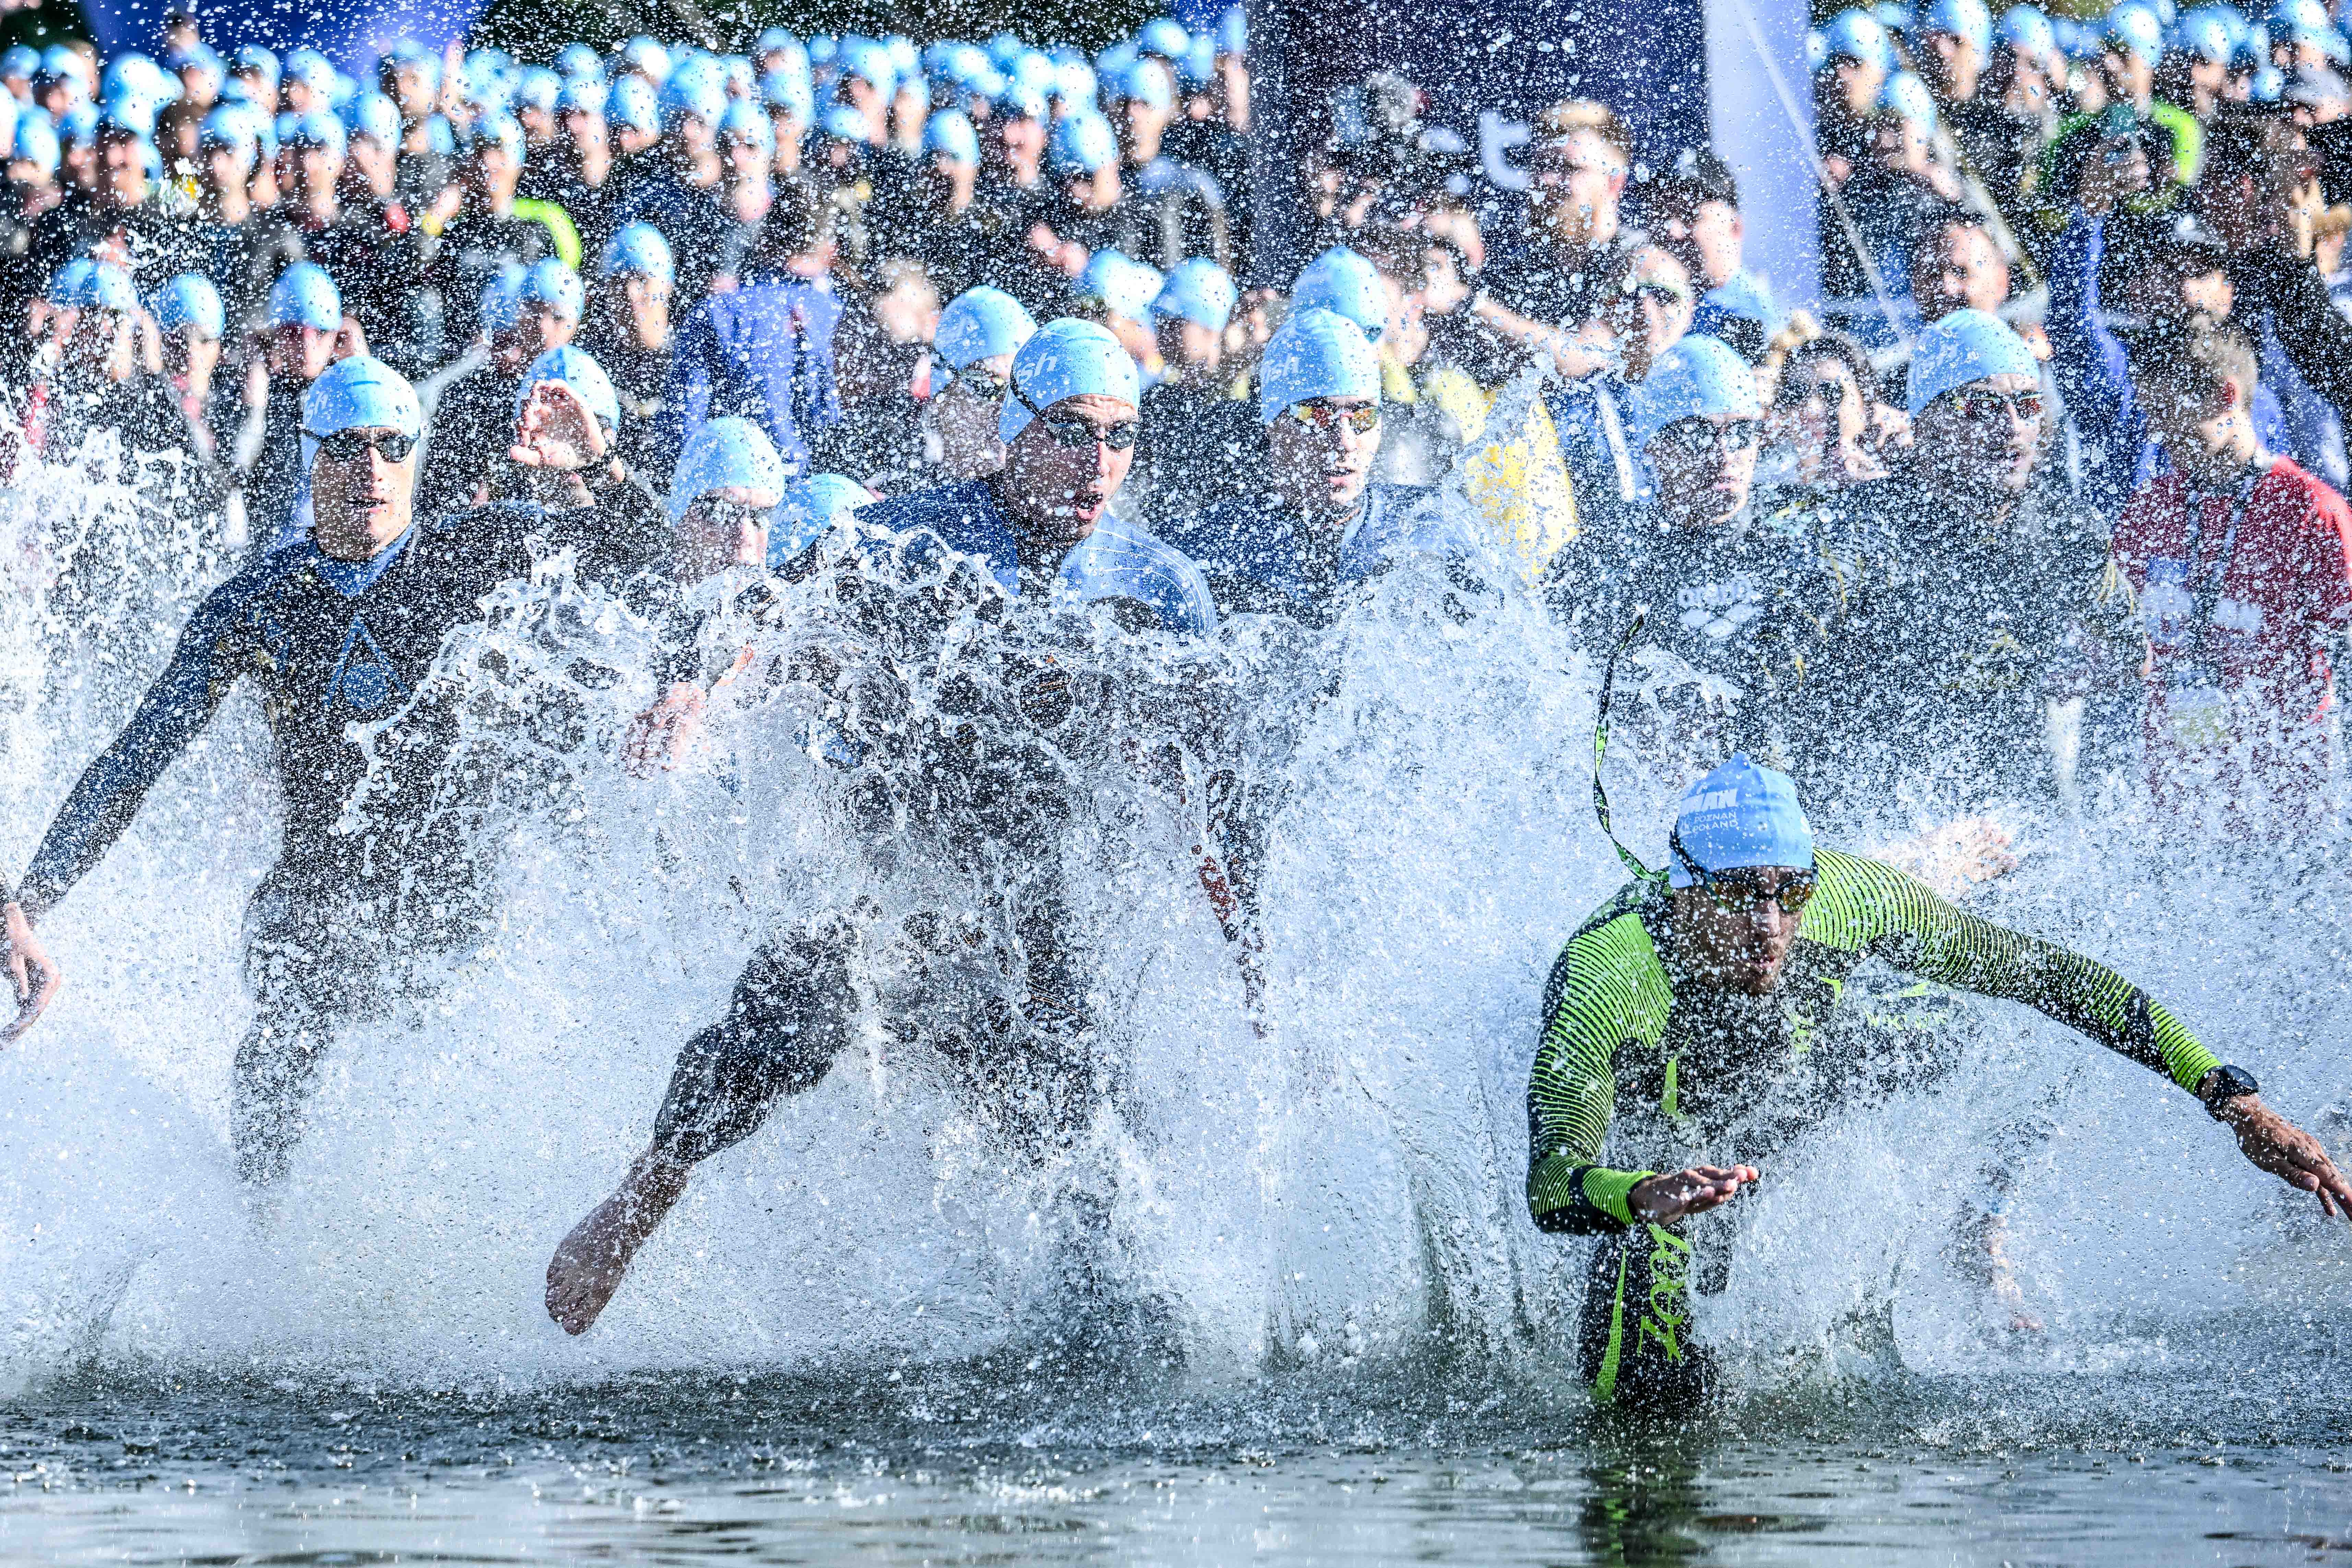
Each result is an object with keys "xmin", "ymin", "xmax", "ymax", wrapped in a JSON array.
[
  {"xmin": 640, "ymin": 482, "xmax": 1217, "ymax": 1173},
  {"xmin": 12, "ymin": 482, "xmax": 668, "ymax": 1183}
]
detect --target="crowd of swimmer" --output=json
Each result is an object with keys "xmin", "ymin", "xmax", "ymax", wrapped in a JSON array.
[{"xmin": 0, "ymin": 0, "xmax": 2348, "ymax": 1396}]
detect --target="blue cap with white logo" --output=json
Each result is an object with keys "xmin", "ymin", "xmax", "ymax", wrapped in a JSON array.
[
  {"xmin": 999, "ymin": 317, "xmax": 1140, "ymax": 442},
  {"xmin": 1667, "ymin": 754, "xmax": 1818, "ymax": 887}
]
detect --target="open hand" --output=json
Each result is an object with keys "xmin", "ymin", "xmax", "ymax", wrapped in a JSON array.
[
  {"xmin": 510, "ymin": 380, "xmax": 608, "ymax": 471},
  {"xmin": 1628, "ymin": 1164, "xmax": 1759, "ymax": 1226},
  {"xmin": 2, "ymin": 901, "xmax": 60, "ymax": 1043},
  {"xmin": 2220, "ymin": 1096, "xmax": 2352, "ymax": 1221},
  {"xmin": 623, "ymin": 681, "xmax": 711, "ymax": 777}
]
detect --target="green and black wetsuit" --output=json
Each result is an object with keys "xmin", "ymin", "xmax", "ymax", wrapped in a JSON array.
[{"xmin": 1527, "ymin": 847, "xmax": 2219, "ymax": 1409}]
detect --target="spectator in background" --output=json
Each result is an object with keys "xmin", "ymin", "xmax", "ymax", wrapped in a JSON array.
[
  {"xmin": 675, "ymin": 177, "xmax": 843, "ymax": 483},
  {"xmin": 2116, "ymin": 318, "xmax": 2352, "ymax": 834},
  {"xmin": 1473, "ymin": 99, "xmax": 1637, "ymax": 378},
  {"xmin": 1651, "ymin": 149, "xmax": 1778, "ymax": 363},
  {"xmin": 1760, "ymin": 329, "xmax": 1905, "ymax": 492}
]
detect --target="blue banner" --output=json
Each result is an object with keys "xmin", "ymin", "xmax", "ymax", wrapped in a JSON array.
[{"xmin": 79, "ymin": 0, "xmax": 486, "ymax": 72}]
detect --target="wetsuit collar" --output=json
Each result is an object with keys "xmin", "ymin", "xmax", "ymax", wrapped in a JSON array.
[{"xmin": 308, "ymin": 523, "xmax": 416, "ymax": 597}]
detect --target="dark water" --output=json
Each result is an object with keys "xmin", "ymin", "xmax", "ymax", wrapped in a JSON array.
[{"xmin": 4, "ymin": 1349, "xmax": 2350, "ymax": 1565}]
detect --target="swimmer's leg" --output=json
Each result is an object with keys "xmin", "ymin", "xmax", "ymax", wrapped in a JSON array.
[
  {"xmin": 230, "ymin": 1003, "xmax": 335, "ymax": 1187},
  {"xmin": 546, "ymin": 928, "xmax": 854, "ymax": 1335},
  {"xmin": 1577, "ymin": 1222, "xmax": 1719, "ymax": 1418}
]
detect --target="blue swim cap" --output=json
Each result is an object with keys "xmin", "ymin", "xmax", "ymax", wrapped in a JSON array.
[
  {"xmin": 154, "ymin": 272, "xmax": 224, "ymax": 338},
  {"xmin": 818, "ymin": 103, "xmax": 868, "ymax": 143},
  {"xmin": 557, "ymin": 43, "xmax": 605, "ymax": 81},
  {"xmin": 1, "ymin": 45, "xmax": 38, "ymax": 81},
  {"xmin": 1054, "ymin": 59, "xmax": 1099, "ymax": 107},
  {"xmin": 1625, "ymin": 334, "xmax": 1764, "ymax": 455},
  {"xmin": 997, "ymin": 81, "xmax": 1049, "ymax": 121},
  {"xmin": 517, "ymin": 344, "xmax": 620, "ymax": 432},
  {"xmin": 467, "ymin": 111, "xmax": 524, "ymax": 155},
  {"xmin": 718, "ymin": 98, "xmax": 774, "ymax": 150},
  {"xmin": 12, "ymin": 115, "xmax": 59, "ymax": 175},
  {"xmin": 481, "ymin": 262, "xmax": 529, "ymax": 337},
  {"xmin": 1292, "ymin": 245, "xmax": 1388, "ymax": 343},
  {"xmin": 1922, "ymin": 0, "xmax": 1995, "ymax": 52},
  {"xmin": 609, "ymin": 76, "xmax": 658, "ymax": 134},
  {"xmin": 1112, "ymin": 58, "xmax": 1174, "ymax": 109},
  {"xmin": 283, "ymin": 108, "xmax": 345, "ymax": 154},
  {"xmin": 621, "ymin": 38, "xmax": 671, "ymax": 80},
  {"xmin": 936, "ymin": 285, "xmax": 1038, "ymax": 367},
  {"xmin": 555, "ymin": 77, "xmax": 606, "ymax": 116},
  {"xmin": 1906, "ymin": 306, "xmax": 2037, "ymax": 414},
  {"xmin": 669, "ymin": 415, "xmax": 786, "ymax": 524},
  {"xmin": 601, "ymin": 220, "xmax": 674, "ymax": 283},
  {"xmin": 68, "ymin": 260, "xmax": 137, "ymax": 313},
  {"xmin": 1998, "ymin": 3, "xmax": 2058, "ymax": 55},
  {"xmin": 1878, "ymin": 70, "xmax": 1938, "ymax": 124},
  {"xmin": 283, "ymin": 47, "xmax": 333, "ymax": 93},
  {"xmin": 345, "ymin": 91, "xmax": 400, "ymax": 144},
  {"xmin": 514, "ymin": 67, "xmax": 562, "ymax": 114},
  {"xmin": 1000, "ymin": 317, "xmax": 1140, "ymax": 442},
  {"xmin": 521, "ymin": 257, "xmax": 585, "ymax": 320},
  {"xmin": 769, "ymin": 473, "xmax": 870, "ymax": 565},
  {"xmin": 1050, "ymin": 110, "xmax": 1118, "ymax": 174},
  {"xmin": 1179, "ymin": 35, "xmax": 1218, "ymax": 87},
  {"xmin": 1073, "ymin": 248, "xmax": 1165, "ymax": 321},
  {"xmin": 659, "ymin": 62, "xmax": 726, "ymax": 126},
  {"xmin": 1139, "ymin": 17, "xmax": 1193, "ymax": 60},
  {"xmin": 45, "ymin": 258, "xmax": 92, "ymax": 307},
  {"xmin": 1218, "ymin": 5, "xmax": 1249, "ymax": 55},
  {"xmin": 301, "ymin": 355, "xmax": 422, "ymax": 472},
  {"xmin": 1153, "ymin": 256, "xmax": 1237, "ymax": 331},
  {"xmin": 1820, "ymin": 7, "xmax": 1897, "ymax": 66},
  {"xmin": 2106, "ymin": 1, "xmax": 2169, "ymax": 60},
  {"xmin": 922, "ymin": 107, "xmax": 979, "ymax": 164},
  {"xmin": 1258, "ymin": 308, "xmax": 1381, "ymax": 423},
  {"xmin": 270, "ymin": 262, "xmax": 341, "ymax": 330},
  {"xmin": 2172, "ymin": 6, "xmax": 2236, "ymax": 61},
  {"xmin": 1668, "ymin": 754, "xmax": 1817, "ymax": 887},
  {"xmin": 234, "ymin": 44, "xmax": 280, "ymax": 81},
  {"xmin": 761, "ymin": 69, "xmax": 814, "ymax": 120},
  {"xmin": 196, "ymin": 104, "xmax": 254, "ymax": 152}
]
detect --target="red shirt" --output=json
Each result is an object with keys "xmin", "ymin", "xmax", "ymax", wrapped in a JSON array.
[{"xmin": 2112, "ymin": 454, "xmax": 2352, "ymax": 808}]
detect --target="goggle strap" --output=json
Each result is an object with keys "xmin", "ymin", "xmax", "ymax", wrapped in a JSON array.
[{"xmin": 1592, "ymin": 609, "xmax": 1667, "ymax": 889}]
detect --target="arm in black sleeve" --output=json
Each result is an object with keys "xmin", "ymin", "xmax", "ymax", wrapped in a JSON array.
[
  {"xmin": 2232, "ymin": 244, "xmax": 2352, "ymax": 420},
  {"xmin": 16, "ymin": 587, "xmax": 246, "ymax": 919}
]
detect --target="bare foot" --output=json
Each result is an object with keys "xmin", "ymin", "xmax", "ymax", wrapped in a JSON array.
[{"xmin": 546, "ymin": 1153, "xmax": 691, "ymax": 1335}]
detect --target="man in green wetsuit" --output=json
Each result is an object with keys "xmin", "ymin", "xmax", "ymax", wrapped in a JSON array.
[{"xmin": 1528, "ymin": 754, "xmax": 2350, "ymax": 1414}]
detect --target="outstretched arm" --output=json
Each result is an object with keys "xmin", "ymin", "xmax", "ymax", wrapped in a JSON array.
[
  {"xmin": 1824, "ymin": 848, "xmax": 2351, "ymax": 1220},
  {"xmin": 16, "ymin": 597, "xmax": 242, "ymax": 924}
]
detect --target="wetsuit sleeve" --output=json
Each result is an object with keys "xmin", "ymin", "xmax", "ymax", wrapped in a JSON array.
[
  {"xmin": 1526, "ymin": 902, "xmax": 1675, "ymax": 1235},
  {"xmin": 2043, "ymin": 210, "xmax": 2146, "ymax": 518},
  {"xmin": 2230, "ymin": 243, "xmax": 2352, "ymax": 424},
  {"xmin": 1806, "ymin": 848, "xmax": 2222, "ymax": 1094},
  {"xmin": 15, "ymin": 584, "xmax": 249, "ymax": 919}
]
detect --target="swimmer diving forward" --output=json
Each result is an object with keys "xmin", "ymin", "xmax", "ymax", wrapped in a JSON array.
[{"xmin": 1531, "ymin": 751, "xmax": 2352, "ymax": 1414}]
